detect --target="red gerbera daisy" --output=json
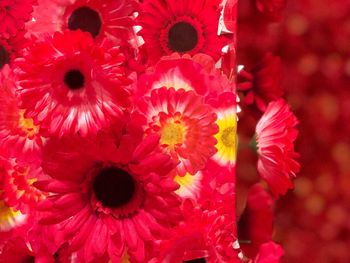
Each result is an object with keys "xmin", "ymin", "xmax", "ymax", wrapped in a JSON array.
[
  {"xmin": 27, "ymin": 0, "xmax": 137, "ymax": 44},
  {"xmin": 0, "ymin": 0, "xmax": 36, "ymax": 39},
  {"xmin": 0, "ymin": 66, "xmax": 43, "ymax": 162},
  {"xmin": 35, "ymin": 129, "xmax": 181, "ymax": 262},
  {"xmin": 137, "ymin": 0, "xmax": 230, "ymax": 64},
  {"xmin": 136, "ymin": 87, "xmax": 218, "ymax": 175},
  {"xmin": 238, "ymin": 53, "xmax": 283, "ymax": 112},
  {"xmin": 15, "ymin": 30, "xmax": 130, "ymax": 137},
  {"xmin": 154, "ymin": 200, "xmax": 238, "ymax": 263},
  {"xmin": 255, "ymin": 99, "xmax": 300, "ymax": 196}
]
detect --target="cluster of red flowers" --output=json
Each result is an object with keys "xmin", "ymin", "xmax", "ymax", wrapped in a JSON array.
[{"xmin": 0, "ymin": 0, "xmax": 299, "ymax": 262}]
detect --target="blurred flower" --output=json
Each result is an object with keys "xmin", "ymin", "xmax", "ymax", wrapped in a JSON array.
[
  {"xmin": 238, "ymin": 184, "xmax": 274, "ymax": 258},
  {"xmin": 255, "ymin": 0, "xmax": 286, "ymax": 22},
  {"xmin": 255, "ymin": 99, "xmax": 300, "ymax": 196},
  {"xmin": 239, "ymin": 53, "xmax": 283, "ymax": 112}
]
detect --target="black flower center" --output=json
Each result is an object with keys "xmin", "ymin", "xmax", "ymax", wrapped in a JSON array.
[
  {"xmin": 168, "ymin": 22, "xmax": 198, "ymax": 52},
  {"xmin": 93, "ymin": 167, "xmax": 136, "ymax": 208},
  {"xmin": 0, "ymin": 45, "xmax": 10, "ymax": 69},
  {"xmin": 64, "ymin": 69, "xmax": 85, "ymax": 90},
  {"xmin": 68, "ymin": 6, "xmax": 102, "ymax": 38},
  {"xmin": 184, "ymin": 259, "xmax": 207, "ymax": 263}
]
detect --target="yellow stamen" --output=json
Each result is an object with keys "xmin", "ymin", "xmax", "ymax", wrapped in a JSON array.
[
  {"xmin": 160, "ymin": 121, "xmax": 186, "ymax": 149},
  {"xmin": 19, "ymin": 110, "xmax": 39, "ymax": 137}
]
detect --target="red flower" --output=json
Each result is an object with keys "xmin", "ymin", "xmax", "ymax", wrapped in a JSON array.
[
  {"xmin": 239, "ymin": 53, "xmax": 283, "ymax": 112},
  {"xmin": 137, "ymin": 0, "xmax": 230, "ymax": 64},
  {"xmin": 15, "ymin": 30, "xmax": 130, "ymax": 137},
  {"xmin": 255, "ymin": 99, "xmax": 300, "ymax": 196},
  {"xmin": 0, "ymin": 0, "xmax": 36, "ymax": 39},
  {"xmin": 26, "ymin": 0, "xmax": 137, "ymax": 44},
  {"xmin": 136, "ymin": 87, "xmax": 218, "ymax": 175},
  {"xmin": 35, "ymin": 128, "xmax": 181, "ymax": 262}
]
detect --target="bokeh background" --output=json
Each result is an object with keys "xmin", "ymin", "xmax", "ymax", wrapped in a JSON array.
[{"xmin": 237, "ymin": 1, "xmax": 350, "ymax": 262}]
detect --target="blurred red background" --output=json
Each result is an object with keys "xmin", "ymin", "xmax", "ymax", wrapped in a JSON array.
[{"xmin": 237, "ymin": 1, "xmax": 350, "ymax": 262}]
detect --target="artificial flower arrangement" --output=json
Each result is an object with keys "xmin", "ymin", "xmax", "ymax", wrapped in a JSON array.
[{"xmin": 0, "ymin": 0, "xmax": 299, "ymax": 262}]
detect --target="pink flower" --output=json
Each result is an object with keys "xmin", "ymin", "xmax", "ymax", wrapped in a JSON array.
[{"xmin": 256, "ymin": 99, "xmax": 300, "ymax": 196}]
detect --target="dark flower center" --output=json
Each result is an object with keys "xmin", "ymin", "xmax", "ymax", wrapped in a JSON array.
[
  {"xmin": 0, "ymin": 45, "xmax": 10, "ymax": 69},
  {"xmin": 168, "ymin": 22, "xmax": 198, "ymax": 52},
  {"xmin": 184, "ymin": 259, "xmax": 207, "ymax": 263},
  {"xmin": 93, "ymin": 167, "xmax": 136, "ymax": 208},
  {"xmin": 22, "ymin": 256, "xmax": 35, "ymax": 263},
  {"xmin": 64, "ymin": 69, "xmax": 85, "ymax": 90},
  {"xmin": 68, "ymin": 6, "xmax": 102, "ymax": 38}
]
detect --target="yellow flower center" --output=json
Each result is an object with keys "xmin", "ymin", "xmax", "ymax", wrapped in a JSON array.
[
  {"xmin": 19, "ymin": 110, "xmax": 39, "ymax": 137},
  {"xmin": 160, "ymin": 121, "xmax": 186, "ymax": 149},
  {"xmin": 213, "ymin": 112, "xmax": 237, "ymax": 165},
  {"xmin": 221, "ymin": 126, "xmax": 236, "ymax": 148}
]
